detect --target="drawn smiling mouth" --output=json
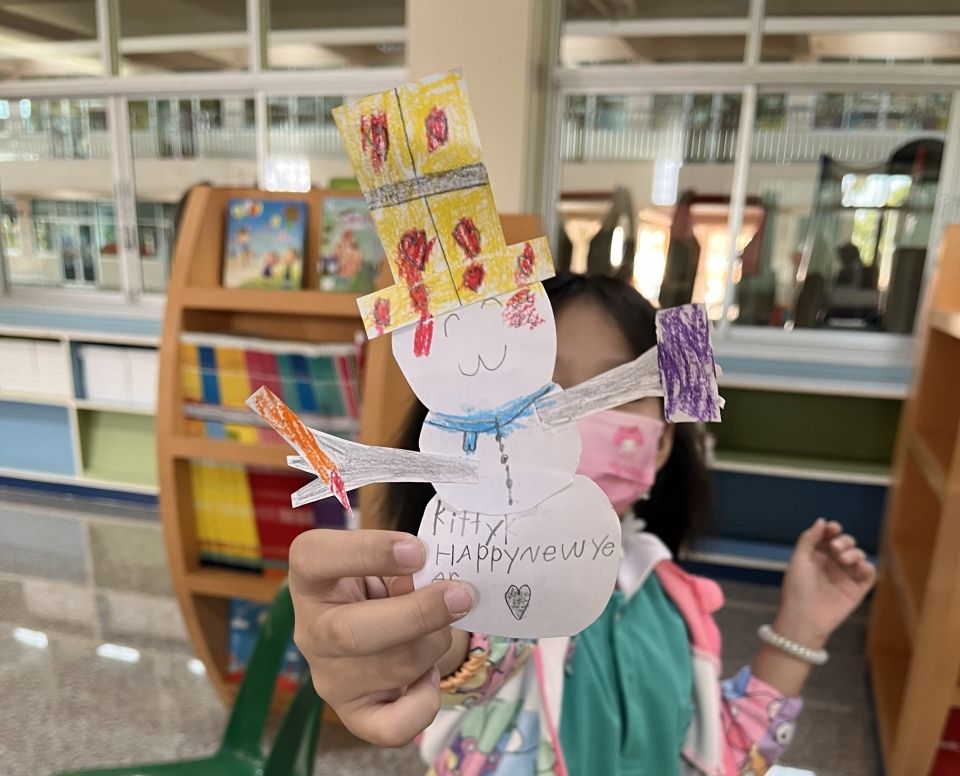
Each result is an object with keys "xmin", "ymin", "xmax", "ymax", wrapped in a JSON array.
[{"xmin": 458, "ymin": 346, "xmax": 508, "ymax": 377}]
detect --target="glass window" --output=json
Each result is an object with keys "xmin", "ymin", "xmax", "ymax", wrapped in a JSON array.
[
  {"xmin": 563, "ymin": 35, "xmax": 746, "ymax": 67},
  {"xmin": 762, "ymin": 30, "xmax": 960, "ymax": 65},
  {"xmin": 117, "ymin": 0, "xmax": 247, "ymax": 75},
  {"xmin": 562, "ymin": 0, "xmax": 747, "ymax": 66},
  {"xmin": 266, "ymin": 94, "xmax": 348, "ymax": 188},
  {"xmin": 25, "ymin": 198, "xmax": 115, "ymax": 288},
  {"xmin": 560, "ymin": 91, "xmax": 744, "ymax": 318},
  {"xmin": 128, "ymin": 94, "xmax": 256, "ymax": 292},
  {"xmin": 814, "ymin": 94, "xmax": 845, "ymax": 130},
  {"xmin": 199, "ymin": 100, "xmax": 223, "ymax": 129},
  {"xmin": 848, "ymin": 93, "xmax": 883, "ymax": 130},
  {"xmin": 0, "ymin": 98, "xmax": 109, "ymax": 161},
  {"xmin": 565, "ymin": 0, "xmax": 748, "ymax": 19},
  {"xmin": 1, "ymin": 200, "xmax": 21, "ymax": 255},
  {"xmin": 267, "ymin": 0, "xmax": 405, "ymax": 70},
  {"xmin": 269, "ymin": 98, "xmax": 292, "ymax": 127},
  {"xmin": 766, "ymin": 0, "xmax": 960, "ymax": 14},
  {"xmin": 734, "ymin": 90, "xmax": 949, "ymax": 334},
  {"xmin": 0, "ymin": 1, "xmax": 99, "ymax": 81}
]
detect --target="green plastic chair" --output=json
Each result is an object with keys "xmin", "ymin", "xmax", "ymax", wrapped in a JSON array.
[{"xmin": 55, "ymin": 581, "xmax": 322, "ymax": 776}]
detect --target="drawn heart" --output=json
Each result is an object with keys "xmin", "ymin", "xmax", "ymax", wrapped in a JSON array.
[{"xmin": 504, "ymin": 584, "xmax": 531, "ymax": 621}]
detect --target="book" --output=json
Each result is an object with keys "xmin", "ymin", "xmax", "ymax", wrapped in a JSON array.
[
  {"xmin": 247, "ymin": 468, "xmax": 317, "ymax": 574},
  {"xmin": 317, "ymin": 195, "xmax": 385, "ymax": 294},
  {"xmin": 226, "ymin": 598, "xmax": 306, "ymax": 688},
  {"xmin": 179, "ymin": 332, "xmax": 363, "ymax": 443},
  {"xmin": 226, "ymin": 599, "xmax": 265, "ymax": 683},
  {"xmin": 192, "ymin": 461, "xmax": 262, "ymax": 570},
  {"xmin": 194, "ymin": 461, "xmax": 349, "ymax": 574},
  {"xmin": 247, "ymin": 467, "xmax": 350, "ymax": 576},
  {"xmin": 222, "ymin": 198, "xmax": 307, "ymax": 290}
]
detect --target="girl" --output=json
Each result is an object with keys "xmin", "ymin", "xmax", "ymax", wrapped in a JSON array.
[{"xmin": 288, "ymin": 273, "xmax": 875, "ymax": 776}]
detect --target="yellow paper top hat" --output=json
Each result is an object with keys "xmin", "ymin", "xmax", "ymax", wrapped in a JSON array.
[{"xmin": 332, "ymin": 70, "xmax": 555, "ymax": 339}]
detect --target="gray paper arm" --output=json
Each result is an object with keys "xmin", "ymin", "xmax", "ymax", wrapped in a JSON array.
[
  {"xmin": 535, "ymin": 349, "xmax": 663, "ymax": 427},
  {"xmin": 287, "ymin": 427, "xmax": 478, "ymax": 508}
]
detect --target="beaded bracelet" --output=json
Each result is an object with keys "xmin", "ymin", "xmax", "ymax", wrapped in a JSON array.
[{"xmin": 758, "ymin": 624, "xmax": 829, "ymax": 666}]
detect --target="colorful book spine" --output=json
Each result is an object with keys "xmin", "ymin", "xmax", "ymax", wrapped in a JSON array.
[
  {"xmin": 191, "ymin": 462, "xmax": 214, "ymax": 561},
  {"xmin": 334, "ymin": 353, "xmax": 360, "ymax": 419},
  {"xmin": 288, "ymin": 354, "xmax": 318, "ymax": 413},
  {"xmin": 192, "ymin": 461, "xmax": 263, "ymax": 569},
  {"xmin": 248, "ymin": 468, "xmax": 305, "ymax": 574},
  {"xmin": 181, "ymin": 335, "xmax": 364, "ymax": 445},
  {"xmin": 305, "ymin": 352, "xmax": 345, "ymax": 417},
  {"xmin": 244, "ymin": 349, "xmax": 284, "ymax": 398},
  {"xmin": 221, "ymin": 463, "xmax": 262, "ymax": 567},
  {"xmin": 216, "ymin": 346, "xmax": 259, "ymax": 443}
]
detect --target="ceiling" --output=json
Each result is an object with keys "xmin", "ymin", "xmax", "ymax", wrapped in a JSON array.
[{"xmin": 0, "ymin": 0, "xmax": 958, "ymax": 79}]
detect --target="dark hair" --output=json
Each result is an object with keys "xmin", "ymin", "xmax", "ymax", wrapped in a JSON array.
[{"xmin": 385, "ymin": 272, "xmax": 712, "ymax": 556}]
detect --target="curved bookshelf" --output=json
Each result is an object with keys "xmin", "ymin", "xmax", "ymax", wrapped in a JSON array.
[{"xmin": 156, "ymin": 184, "xmax": 377, "ymax": 704}]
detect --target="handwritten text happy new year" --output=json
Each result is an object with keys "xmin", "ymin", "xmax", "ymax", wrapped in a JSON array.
[{"xmin": 427, "ymin": 501, "xmax": 616, "ymax": 581}]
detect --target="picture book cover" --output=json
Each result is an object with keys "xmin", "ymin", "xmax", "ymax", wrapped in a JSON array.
[
  {"xmin": 317, "ymin": 195, "xmax": 385, "ymax": 293},
  {"xmin": 223, "ymin": 198, "xmax": 307, "ymax": 290}
]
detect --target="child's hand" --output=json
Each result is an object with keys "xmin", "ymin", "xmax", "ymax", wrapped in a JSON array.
[
  {"xmin": 776, "ymin": 518, "xmax": 876, "ymax": 649},
  {"xmin": 289, "ymin": 529, "xmax": 476, "ymax": 746}
]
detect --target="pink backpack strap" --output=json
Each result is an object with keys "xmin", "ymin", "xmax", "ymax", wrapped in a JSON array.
[{"xmin": 534, "ymin": 643, "xmax": 570, "ymax": 776}]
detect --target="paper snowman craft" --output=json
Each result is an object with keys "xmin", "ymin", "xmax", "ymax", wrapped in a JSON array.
[{"xmin": 247, "ymin": 70, "xmax": 723, "ymax": 639}]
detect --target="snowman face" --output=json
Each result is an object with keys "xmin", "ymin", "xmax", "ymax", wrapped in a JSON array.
[{"xmin": 392, "ymin": 284, "xmax": 556, "ymax": 413}]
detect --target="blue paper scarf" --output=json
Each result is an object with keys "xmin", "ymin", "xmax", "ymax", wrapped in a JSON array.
[{"xmin": 424, "ymin": 383, "xmax": 557, "ymax": 453}]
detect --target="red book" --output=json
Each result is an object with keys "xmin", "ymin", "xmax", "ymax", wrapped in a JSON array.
[
  {"xmin": 244, "ymin": 349, "xmax": 284, "ymax": 401},
  {"xmin": 932, "ymin": 709, "xmax": 960, "ymax": 776},
  {"xmin": 334, "ymin": 353, "xmax": 360, "ymax": 419},
  {"xmin": 247, "ymin": 468, "xmax": 316, "ymax": 569}
]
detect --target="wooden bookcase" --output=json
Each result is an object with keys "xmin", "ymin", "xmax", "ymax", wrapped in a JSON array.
[
  {"xmin": 867, "ymin": 223, "xmax": 960, "ymax": 775},
  {"xmin": 157, "ymin": 183, "xmax": 541, "ymax": 703}
]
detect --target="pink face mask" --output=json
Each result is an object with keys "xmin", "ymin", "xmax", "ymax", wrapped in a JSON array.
[{"xmin": 576, "ymin": 409, "xmax": 665, "ymax": 514}]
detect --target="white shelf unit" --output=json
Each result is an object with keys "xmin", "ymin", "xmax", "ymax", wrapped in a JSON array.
[{"xmin": 0, "ymin": 323, "xmax": 160, "ymax": 497}]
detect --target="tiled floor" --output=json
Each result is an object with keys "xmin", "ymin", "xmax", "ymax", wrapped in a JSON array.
[{"xmin": 0, "ymin": 491, "xmax": 879, "ymax": 776}]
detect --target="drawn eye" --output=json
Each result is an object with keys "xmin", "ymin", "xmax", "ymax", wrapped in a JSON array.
[
  {"xmin": 481, "ymin": 297, "xmax": 503, "ymax": 309},
  {"xmin": 443, "ymin": 312, "xmax": 460, "ymax": 338}
]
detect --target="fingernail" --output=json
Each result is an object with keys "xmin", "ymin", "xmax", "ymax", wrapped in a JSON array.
[
  {"xmin": 429, "ymin": 667, "xmax": 441, "ymax": 689},
  {"xmin": 444, "ymin": 583, "xmax": 476, "ymax": 618},
  {"xmin": 393, "ymin": 539, "xmax": 425, "ymax": 571}
]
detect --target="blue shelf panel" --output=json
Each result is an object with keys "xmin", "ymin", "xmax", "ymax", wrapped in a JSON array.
[
  {"xmin": 710, "ymin": 470, "xmax": 887, "ymax": 556},
  {"xmin": 0, "ymin": 401, "xmax": 75, "ymax": 475}
]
